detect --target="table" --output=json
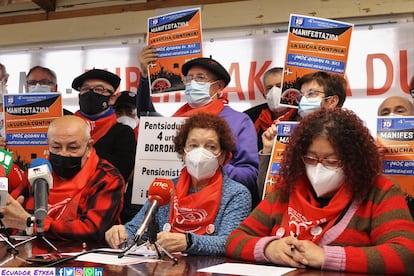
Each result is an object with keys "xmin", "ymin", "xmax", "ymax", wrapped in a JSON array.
[{"xmin": 0, "ymin": 237, "xmax": 382, "ymax": 275}]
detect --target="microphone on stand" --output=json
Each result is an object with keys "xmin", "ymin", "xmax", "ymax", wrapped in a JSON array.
[
  {"xmin": 27, "ymin": 158, "xmax": 53, "ymax": 233},
  {"xmin": 119, "ymin": 178, "xmax": 174, "ymax": 259},
  {"xmin": 133, "ymin": 178, "xmax": 174, "ymax": 242}
]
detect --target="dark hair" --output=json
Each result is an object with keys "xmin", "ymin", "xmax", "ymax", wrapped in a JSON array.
[
  {"xmin": 0, "ymin": 63, "xmax": 8, "ymax": 81},
  {"xmin": 173, "ymin": 113, "xmax": 235, "ymax": 161},
  {"xmin": 279, "ymin": 108, "xmax": 380, "ymax": 201},
  {"xmin": 262, "ymin": 67, "xmax": 283, "ymax": 84},
  {"xmin": 296, "ymin": 71, "xmax": 347, "ymax": 107},
  {"xmin": 26, "ymin": 66, "xmax": 57, "ymax": 84}
]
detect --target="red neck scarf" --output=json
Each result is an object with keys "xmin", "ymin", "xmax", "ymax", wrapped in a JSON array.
[
  {"xmin": 168, "ymin": 168, "xmax": 222, "ymax": 235},
  {"xmin": 173, "ymin": 99, "xmax": 225, "ymax": 117},
  {"xmin": 280, "ymin": 177, "xmax": 352, "ymax": 243},
  {"xmin": 74, "ymin": 111, "xmax": 117, "ymax": 143},
  {"xmin": 25, "ymin": 149, "xmax": 100, "ymax": 220},
  {"xmin": 254, "ymin": 108, "xmax": 298, "ymax": 134}
]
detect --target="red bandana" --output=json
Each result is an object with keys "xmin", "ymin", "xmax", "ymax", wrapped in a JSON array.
[
  {"xmin": 254, "ymin": 108, "xmax": 298, "ymax": 134},
  {"xmin": 173, "ymin": 99, "xmax": 225, "ymax": 117},
  {"xmin": 280, "ymin": 177, "xmax": 352, "ymax": 243},
  {"xmin": 74, "ymin": 111, "xmax": 117, "ymax": 143},
  {"xmin": 168, "ymin": 168, "xmax": 222, "ymax": 235}
]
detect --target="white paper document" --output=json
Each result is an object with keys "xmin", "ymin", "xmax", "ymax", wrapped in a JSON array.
[
  {"xmin": 75, "ymin": 252, "xmax": 159, "ymax": 266},
  {"xmin": 197, "ymin": 263, "xmax": 296, "ymax": 276}
]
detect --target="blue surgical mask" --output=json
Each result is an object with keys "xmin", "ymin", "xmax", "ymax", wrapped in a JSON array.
[
  {"xmin": 185, "ymin": 80, "xmax": 213, "ymax": 108},
  {"xmin": 28, "ymin": 84, "xmax": 52, "ymax": 93},
  {"xmin": 298, "ymin": 97, "xmax": 322, "ymax": 117}
]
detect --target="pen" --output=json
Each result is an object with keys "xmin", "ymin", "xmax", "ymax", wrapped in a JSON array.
[{"xmin": 290, "ymin": 234, "xmax": 297, "ymax": 251}]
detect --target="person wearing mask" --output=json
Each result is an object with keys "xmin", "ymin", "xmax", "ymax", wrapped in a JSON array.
[
  {"xmin": 137, "ymin": 46, "xmax": 260, "ymax": 207},
  {"xmin": 1, "ymin": 115, "xmax": 125, "ymax": 241},
  {"xmin": 25, "ymin": 65, "xmax": 72, "ymax": 115},
  {"xmin": 244, "ymin": 67, "xmax": 296, "ymax": 150},
  {"xmin": 113, "ymin": 90, "xmax": 140, "ymax": 136},
  {"xmin": 112, "ymin": 90, "xmax": 140, "ymax": 223},
  {"xmin": 377, "ymin": 95, "xmax": 414, "ymax": 218},
  {"xmin": 105, "ymin": 113, "xmax": 251, "ymax": 255},
  {"xmin": 226, "ymin": 108, "xmax": 414, "ymax": 274},
  {"xmin": 257, "ymin": 71, "xmax": 347, "ymax": 198},
  {"xmin": 72, "ymin": 69, "xmax": 136, "ymax": 182}
]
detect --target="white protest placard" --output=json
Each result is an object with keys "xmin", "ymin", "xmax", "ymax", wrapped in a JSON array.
[{"xmin": 132, "ymin": 116, "xmax": 186, "ymax": 205}]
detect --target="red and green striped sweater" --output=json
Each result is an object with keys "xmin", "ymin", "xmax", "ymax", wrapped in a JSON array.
[{"xmin": 226, "ymin": 175, "xmax": 414, "ymax": 274}]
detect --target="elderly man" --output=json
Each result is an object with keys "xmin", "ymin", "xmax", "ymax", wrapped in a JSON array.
[
  {"xmin": 1, "ymin": 115, "xmax": 124, "ymax": 241},
  {"xmin": 378, "ymin": 95, "xmax": 414, "ymax": 116},
  {"xmin": 72, "ymin": 69, "xmax": 136, "ymax": 182}
]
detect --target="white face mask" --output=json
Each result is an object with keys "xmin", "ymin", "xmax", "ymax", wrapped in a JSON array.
[
  {"xmin": 28, "ymin": 84, "xmax": 52, "ymax": 93},
  {"xmin": 298, "ymin": 97, "xmax": 322, "ymax": 117},
  {"xmin": 184, "ymin": 147, "xmax": 220, "ymax": 180},
  {"xmin": 266, "ymin": 86, "xmax": 282, "ymax": 112},
  {"xmin": 185, "ymin": 80, "xmax": 213, "ymax": 108},
  {"xmin": 305, "ymin": 163, "xmax": 345, "ymax": 198},
  {"xmin": 117, "ymin": 115, "xmax": 139, "ymax": 129}
]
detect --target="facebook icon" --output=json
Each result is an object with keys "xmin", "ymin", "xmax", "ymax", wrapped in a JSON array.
[{"xmin": 55, "ymin": 268, "xmax": 64, "ymax": 276}]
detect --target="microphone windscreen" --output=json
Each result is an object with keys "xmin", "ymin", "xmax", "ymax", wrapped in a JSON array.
[
  {"xmin": 30, "ymin": 158, "xmax": 52, "ymax": 172},
  {"xmin": 148, "ymin": 178, "xmax": 174, "ymax": 206}
]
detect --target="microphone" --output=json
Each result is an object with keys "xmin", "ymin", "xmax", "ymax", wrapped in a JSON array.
[
  {"xmin": 134, "ymin": 178, "xmax": 174, "ymax": 242},
  {"xmin": 28, "ymin": 158, "xmax": 53, "ymax": 233},
  {"xmin": 0, "ymin": 166, "xmax": 7, "ymax": 209}
]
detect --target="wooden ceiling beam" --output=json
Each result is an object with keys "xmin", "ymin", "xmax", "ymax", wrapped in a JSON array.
[
  {"xmin": 32, "ymin": 0, "xmax": 56, "ymax": 12},
  {"xmin": 0, "ymin": 0, "xmax": 244, "ymax": 25}
]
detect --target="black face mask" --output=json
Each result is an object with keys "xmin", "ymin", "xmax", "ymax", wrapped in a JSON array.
[
  {"xmin": 49, "ymin": 152, "xmax": 83, "ymax": 179},
  {"xmin": 79, "ymin": 90, "xmax": 111, "ymax": 115}
]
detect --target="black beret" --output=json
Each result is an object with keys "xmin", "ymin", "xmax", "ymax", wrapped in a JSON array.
[
  {"xmin": 113, "ymin": 90, "xmax": 136, "ymax": 109},
  {"xmin": 72, "ymin": 69, "xmax": 121, "ymax": 92},
  {"xmin": 181, "ymin": 57, "xmax": 231, "ymax": 86}
]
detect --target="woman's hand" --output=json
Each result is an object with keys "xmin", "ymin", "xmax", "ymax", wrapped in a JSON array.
[
  {"xmin": 156, "ymin": 231, "xmax": 187, "ymax": 253},
  {"xmin": 291, "ymin": 239, "xmax": 324, "ymax": 269},
  {"xmin": 264, "ymin": 236, "xmax": 307, "ymax": 268},
  {"xmin": 0, "ymin": 137, "xmax": 6, "ymax": 148},
  {"xmin": 105, "ymin": 224, "xmax": 129, "ymax": 249},
  {"xmin": 138, "ymin": 46, "xmax": 158, "ymax": 78}
]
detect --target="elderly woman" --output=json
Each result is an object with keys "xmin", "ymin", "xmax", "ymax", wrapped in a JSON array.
[
  {"xmin": 226, "ymin": 108, "xmax": 414, "ymax": 274},
  {"xmin": 106, "ymin": 113, "xmax": 251, "ymax": 255}
]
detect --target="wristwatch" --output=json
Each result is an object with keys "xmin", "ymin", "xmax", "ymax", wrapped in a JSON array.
[
  {"xmin": 26, "ymin": 216, "xmax": 35, "ymax": 235},
  {"xmin": 185, "ymin": 233, "xmax": 193, "ymax": 250}
]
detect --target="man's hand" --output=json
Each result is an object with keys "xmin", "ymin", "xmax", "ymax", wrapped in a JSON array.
[
  {"xmin": 138, "ymin": 46, "xmax": 158, "ymax": 78},
  {"xmin": 261, "ymin": 123, "xmax": 278, "ymax": 154},
  {"xmin": 1, "ymin": 195, "xmax": 29, "ymax": 230}
]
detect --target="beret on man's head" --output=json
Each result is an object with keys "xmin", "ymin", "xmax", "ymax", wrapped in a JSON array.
[
  {"xmin": 181, "ymin": 57, "xmax": 231, "ymax": 86},
  {"xmin": 113, "ymin": 90, "xmax": 136, "ymax": 109},
  {"xmin": 72, "ymin": 68, "xmax": 121, "ymax": 92}
]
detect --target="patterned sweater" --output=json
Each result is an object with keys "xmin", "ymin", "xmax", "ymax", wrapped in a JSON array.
[
  {"xmin": 125, "ymin": 173, "xmax": 252, "ymax": 255},
  {"xmin": 26, "ymin": 152, "xmax": 125, "ymax": 241},
  {"xmin": 226, "ymin": 175, "xmax": 414, "ymax": 274}
]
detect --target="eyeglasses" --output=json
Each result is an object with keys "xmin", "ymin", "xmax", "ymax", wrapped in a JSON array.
[
  {"xmin": 182, "ymin": 74, "xmax": 212, "ymax": 85},
  {"xmin": 302, "ymin": 155, "xmax": 342, "ymax": 169},
  {"xmin": 79, "ymin": 85, "xmax": 114, "ymax": 95},
  {"xmin": 300, "ymin": 89, "xmax": 325, "ymax": 98},
  {"xmin": 410, "ymin": 88, "xmax": 414, "ymax": 98},
  {"xmin": 27, "ymin": 79, "xmax": 55, "ymax": 86}
]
